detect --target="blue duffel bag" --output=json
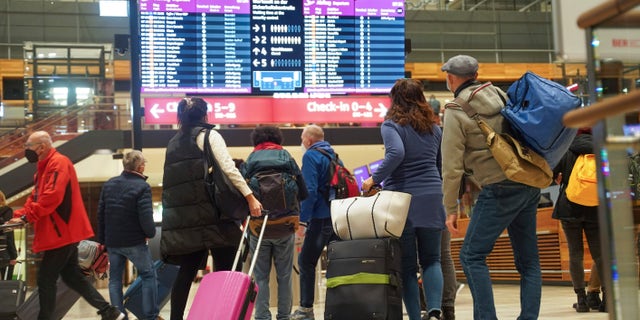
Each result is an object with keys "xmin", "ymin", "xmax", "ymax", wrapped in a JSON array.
[{"xmin": 502, "ymin": 71, "xmax": 582, "ymax": 169}]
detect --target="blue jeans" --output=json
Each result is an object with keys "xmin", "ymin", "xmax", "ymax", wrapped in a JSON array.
[
  {"xmin": 400, "ymin": 222, "xmax": 443, "ymax": 320},
  {"xmin": 460, "ymin": 180, "xmax": 541, "ymax": 320},
  {"xmin": 298, "ymin": 217, "xmax": 338, "ymax": 308},
  {"xmin": 250, "ymin": 233, "xmax": 295, "ymax": 320},
  {"xmin": 108, "ymin": 244, "xmax": 158, "ymax": 320}
]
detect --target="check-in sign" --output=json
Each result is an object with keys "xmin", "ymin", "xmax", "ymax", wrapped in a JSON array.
[{"xmin": 143, "ymin": 96, "xmax": 391, "ymax": 124}]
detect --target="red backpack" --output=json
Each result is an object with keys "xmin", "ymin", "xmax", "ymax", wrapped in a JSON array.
[{"xmin": 313, "ymin": 148, "xmax": 360, "ymax": 202}]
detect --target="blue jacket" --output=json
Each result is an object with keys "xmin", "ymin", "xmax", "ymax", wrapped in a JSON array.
[
  {"xmin": 300, "ymin": 141, "xmax": 337, "ymax": 223},
  {"xmin": 372, "ymin": 120, "xmax": 445, "ymax": 229},
  {"xmin": 98, "ymin": 170, "xmax": 156, "ymax": 248}
]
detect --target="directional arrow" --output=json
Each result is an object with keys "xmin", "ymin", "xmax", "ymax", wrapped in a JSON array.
[
  {"xmin": 252, "ymin": 47, "xmax": 261, "ymax": 55},
  {"xmin": 374, "ymin": 103, "xmax": 388, "ymax": 118},
  {"xmin": 253, "ymin": 59, "xmax": 260, "ymax": 67},
  {"xmin": 253, "ymin": 24, "xmax": 260, "ymax": 32},
  {"xmin": 252, "ymin": 36, "xmax": 261, "ymax": 44},
  {"xmin": 149, "ymin": 103, "xmax": 165, "ymax": 119}
]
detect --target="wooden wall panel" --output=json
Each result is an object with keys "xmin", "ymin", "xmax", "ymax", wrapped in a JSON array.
[
  {"xmin": 406, "ymin": 62, "xmax": 587, "ymax": 82},
  {"xmin": 1, "ymin": 59, "xmax": 589, "ymax": 84},
  {"xmin": 450, "ymin": 207, "xmax": 590, "ymax": 283},
  {"xmin": 0, "ymin": 59, "xmax": 24, "ymax": 77},
  {"xmin": 113, "ymin": 60, "xmax": 130, "ymax": 80}
]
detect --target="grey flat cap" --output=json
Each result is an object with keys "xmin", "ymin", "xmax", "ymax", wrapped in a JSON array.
[{"xmin": 441, "ymin": 55, "xmax": 479, "ymax": 76}]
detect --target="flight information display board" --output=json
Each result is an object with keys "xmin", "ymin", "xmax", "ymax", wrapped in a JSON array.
[{"xmin": 138, "ymin": 0, "xmax": 405, "ymax": 95}]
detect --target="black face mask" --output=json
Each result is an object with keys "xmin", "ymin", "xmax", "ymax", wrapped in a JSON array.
[{"xmin": 25, "ymin": 149, "xmax": 39, "ymax": 163}]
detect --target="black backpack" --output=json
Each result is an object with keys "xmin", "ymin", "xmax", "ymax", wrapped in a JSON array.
[
  {"xmin": 247, "ymin": 169, "xmax": 300, "ymax": 216},
  {"xmin": 243, "ymin": 149, "xmax": 305, "ymax": 217}
]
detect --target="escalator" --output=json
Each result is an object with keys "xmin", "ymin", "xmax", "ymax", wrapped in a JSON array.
[{"xmin": 0, "ymin": 100, "xmax": 131, "ymax": 200}]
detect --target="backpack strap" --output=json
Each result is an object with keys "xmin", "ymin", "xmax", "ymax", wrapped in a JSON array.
[
  {"xmin": 312, "ymin": 147, "xmax": 334, "ymax": 160},
  {"xmin": 311, "ymin": 148, "xmax": 335, "ymax": 205},
  {"xmin": 445, "ymin": 87, "xmax": 500, "ymax": 140},
  {"xmin": 447, "ymin": 96, "xmax": 478, "ymax": 119}
]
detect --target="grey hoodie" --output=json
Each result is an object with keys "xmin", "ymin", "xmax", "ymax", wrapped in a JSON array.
[{"xmin": 441, "ymin": 82, "xmax": 509, "ymax": 215}]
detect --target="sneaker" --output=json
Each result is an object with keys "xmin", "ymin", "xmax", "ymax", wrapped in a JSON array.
[
  {"xmin": 442, "ymin": 306, "xmax": 455, "ymax": 320},
  {"xmin": 427, "ymin": 309, "xmax": 442, "ymax": 320},
  {"xmin": 99, "ymin": 306, "xmax": 125, "ymax": 320},
  {"xmin": 586, "ymin": 291, "xmax": 602, "ymax": 310},
  {"xmin": 291, "ymin": 306, "xmax": 314, "ymax": 320}
]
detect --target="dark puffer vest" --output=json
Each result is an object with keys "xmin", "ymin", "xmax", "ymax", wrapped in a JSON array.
[{"xmin": 160, "ymin": 126, "xmax": 241, "ymax": 262}]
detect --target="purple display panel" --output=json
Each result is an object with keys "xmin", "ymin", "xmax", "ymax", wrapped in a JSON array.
[
  {"xmin": 354, "ymin": 0, "xmax": 405, "ymax": 17},
  {"xmin": 137, "ymin": 0, "xmax": 405, "ymax": 96},
  {"xmin": 303, "ymin": 0, "xmax": 355, "ymax": 16},
  {"xmin": 195, "ymin": 0, "xmax": 250, "ymax": 14},
  {"xmin": 140, "ymin": 0, "xmax": 249, "ymax": 14},
  {"xmin": 139, "ymin": 0, "xmax": 196, "ymax": 12},
  {"xmin": 352, "ymin": 165, "xmax": 371, "ymax": 191}
]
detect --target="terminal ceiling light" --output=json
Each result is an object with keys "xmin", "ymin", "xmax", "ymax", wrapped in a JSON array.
[{"xmin": 99, "ymin": 0, "xmax": 128, "ymax": 17}]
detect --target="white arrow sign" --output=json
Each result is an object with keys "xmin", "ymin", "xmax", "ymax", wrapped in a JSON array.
[
  {"xmin": 149, "ymin": 103, "xmax": 165, "ymax": 119},
  {"xmin": 374, "ymin": 103, "xmax": 388, "ymax": 118}
]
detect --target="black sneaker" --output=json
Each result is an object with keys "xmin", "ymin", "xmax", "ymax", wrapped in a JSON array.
[
  {"xmin": 427, "ymin": 310, "xmax": 442, "ymax": 320},
  {"xmin": 586, "ymin": 291, "xmax": 602, "ymax": 310},
  {"xmin": 100, "ymin": 306, "xmax": 125, "ymax": 320}
]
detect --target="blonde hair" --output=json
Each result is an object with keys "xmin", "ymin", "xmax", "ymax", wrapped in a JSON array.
[
  {"xmin": 302, "ymin": 124, "xmax": 324, "ymax": 143},
  {"xmin": 123, "ymin": 150, "xmax": 146, "ymax": 171},
  {"xmin": 0, "ymin": 190, "xmax": 6, "ymax": 206}
]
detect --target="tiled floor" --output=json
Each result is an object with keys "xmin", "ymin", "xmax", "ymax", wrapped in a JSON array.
[{"xmin": 59, "ymin": 282, "xmax": 611, "ymax": 320}]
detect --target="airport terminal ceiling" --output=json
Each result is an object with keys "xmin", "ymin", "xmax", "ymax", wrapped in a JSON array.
[{"xmin": 0, "ymin": 0, "xmax": 555, "ymax": 63}]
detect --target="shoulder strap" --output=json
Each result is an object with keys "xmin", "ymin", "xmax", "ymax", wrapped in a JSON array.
[
  {"xmin": 311, "ymin": 148, "xmax": 335, "ymax": 204},
  {"xmin": 445, "ymin": 90, "xmax": 496, "ymax": 138},
  {"xmin": 312, "ymin": 147, "xmax": 334, "ymax": 161},
  {"xmin": 449, "ymin": 97, "xmax": 478, "ymax": 119},
  {"xmin": 203, "ymin": 129, "xmax": 215, "ymax": 177}
]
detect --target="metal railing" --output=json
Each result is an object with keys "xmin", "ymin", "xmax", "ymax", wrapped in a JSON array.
[{"xmin": 0, "ymin": 97, "xmax": 130, "ymax": 170}]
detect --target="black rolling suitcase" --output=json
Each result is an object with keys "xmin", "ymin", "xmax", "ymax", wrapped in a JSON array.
[
  {"xmin": 15, "ymin": 276, "xmax": 94, "ymax": 320},
  {"xmin": 324, "ymin": 238, "xmax": 403, "ymax": 320},
  {"xmin": 0, "ymin": 264, "xmax": 26, "ymax": 320}
]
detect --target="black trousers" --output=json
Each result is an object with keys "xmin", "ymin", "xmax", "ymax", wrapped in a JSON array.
[
  {"xmin": 38, "ymin": 243, "xmax": 110, "ymax": 320},
  {"xmin": 561, "ymin": 219, "xmax": 603, "ymax": 291}
]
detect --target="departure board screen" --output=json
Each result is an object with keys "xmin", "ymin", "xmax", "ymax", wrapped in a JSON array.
[{"xmin": 138, "ymin": 0, "xmax": 405, "ymax": 95}]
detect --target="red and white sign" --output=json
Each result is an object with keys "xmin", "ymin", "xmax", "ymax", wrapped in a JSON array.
[{"xmin": 143, "ymin": 96, "xmax": 391, "ymax": 125}]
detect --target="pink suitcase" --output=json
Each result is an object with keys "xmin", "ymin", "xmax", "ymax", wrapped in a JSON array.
[{"xmin": 187, "ymin": 214, "xmax": 268, "ymax": 320}]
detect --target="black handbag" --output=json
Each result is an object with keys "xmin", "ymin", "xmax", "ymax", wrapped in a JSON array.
[{"xmin": 203, "ymin": 129, "xmax": 249, "ymax": 221}]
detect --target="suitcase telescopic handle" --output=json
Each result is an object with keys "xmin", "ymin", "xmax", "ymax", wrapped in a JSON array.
[
  {"xmin": 4, "ymin": 260, "xmax": 23, "ymax": 281},
  {"xmin": 231, "ymin": 211, "xmax": 269, "ymax": 276}
]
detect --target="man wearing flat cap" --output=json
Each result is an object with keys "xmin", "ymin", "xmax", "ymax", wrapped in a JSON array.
[{"xmin": 440, "ymin": 55, "xmax": 542, "ymax": 320}]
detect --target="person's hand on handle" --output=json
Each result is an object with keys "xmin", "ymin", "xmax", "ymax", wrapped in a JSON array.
[
  {"xmin": 246, "ymin": 193, "xmax": 264, "ymax": 217},
  {"xmin": 7, "ymin": 217, "xmax": 25, "ymax": 226},
  {"xmin": 362, "ymin": 177, "xmax": 374, "ymax": 193},
  {"xmin": 446, "ymin": 214, "xmax": 458, "ymax": 235}
]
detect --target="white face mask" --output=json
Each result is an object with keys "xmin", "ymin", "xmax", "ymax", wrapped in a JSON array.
[
  {"xmin": 301, "ymin": 142, "xmax": 307, "ymax": 152},
  {"xmin": 446, "ymin": 78, "xmax": 451, "ymax": 92}
]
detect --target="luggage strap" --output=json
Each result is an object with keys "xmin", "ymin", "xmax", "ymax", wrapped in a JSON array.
[{"xmin": 326, "ymin": 272, "xmax": 393, "ymax": 288}]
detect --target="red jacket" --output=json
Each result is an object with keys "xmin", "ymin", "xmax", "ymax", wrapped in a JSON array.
[{"xmin": 14, "ymin": 148, "xmax": 94, "ymax": 252}]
